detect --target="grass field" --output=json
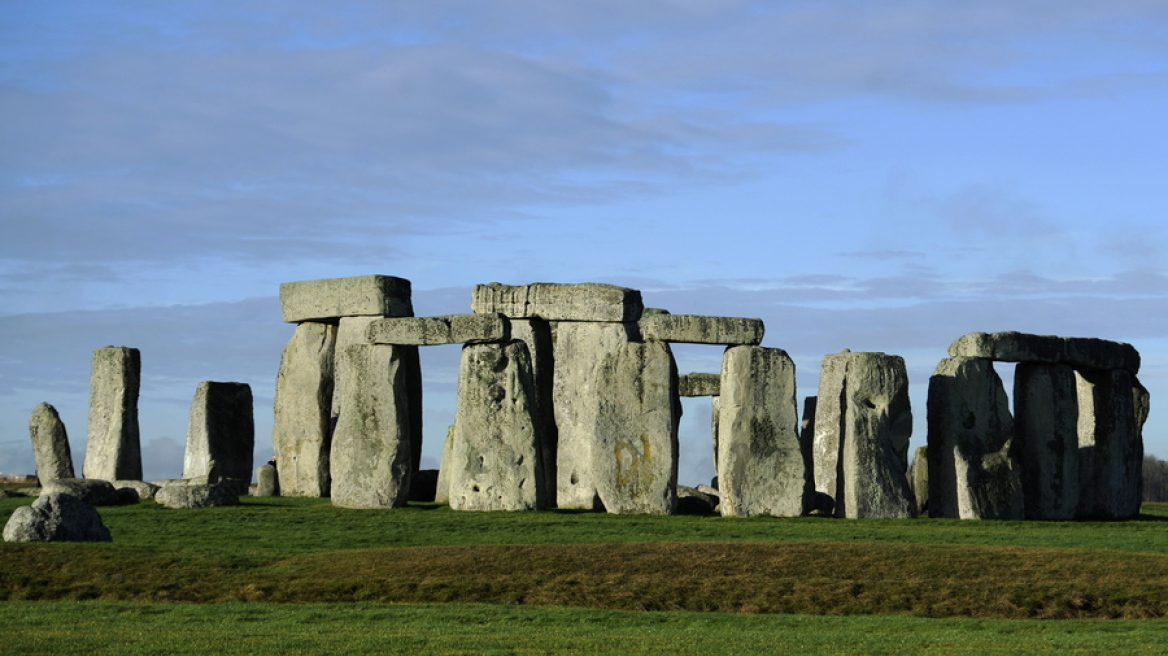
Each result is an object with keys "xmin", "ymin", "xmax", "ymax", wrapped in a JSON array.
[{"xmin": 3, "ymin": 495, "xmax": 1167, "ymax": 653}]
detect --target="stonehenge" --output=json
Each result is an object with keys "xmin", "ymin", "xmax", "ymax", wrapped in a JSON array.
[{"xmin": 48, "ymin": 276, "xmax": 1148, "ymax": 523}]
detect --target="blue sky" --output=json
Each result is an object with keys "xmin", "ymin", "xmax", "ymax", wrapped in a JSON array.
[{"xmin": 2, "ymin": 1, "xmax": 1166, "ymax": 486}]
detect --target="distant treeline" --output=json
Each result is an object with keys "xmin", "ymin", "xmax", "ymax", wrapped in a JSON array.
[{"xmin": 1145, "ymin": 455, "xmax": 1168, "ymax": 502}]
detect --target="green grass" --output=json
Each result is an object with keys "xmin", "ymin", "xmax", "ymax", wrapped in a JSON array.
[
  {"xmin": 5, "ymin": 601, "xmax": 1168, "ymax": 655},
  {"xmin": 2, "ymin": 496, "xmax": 1167, "ymax": 652}
]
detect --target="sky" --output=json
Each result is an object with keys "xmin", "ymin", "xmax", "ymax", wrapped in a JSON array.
[{"xmin": 2, "ymin": 1, "xmax": 1166, "ymax": 487}]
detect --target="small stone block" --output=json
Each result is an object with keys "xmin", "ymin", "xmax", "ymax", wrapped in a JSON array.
[
  {"xmin": 366, "ymin": 314, "xmax": 510, "ymax": 345},
  {"xmin": 280, "ymin": 275, "xmax": 413, "ymax": 323},
  {"xmin": 471, "ymin": 282, "xmax": 643, "ymax": 322},
  {"xmin": 640, "ymin": 314, "xmax": 764, "ymax": 345},
  {"xmin": 679, "ymin": 373, "xmax": 721, "ymax": 397},
  {"xmin": 947, "ymin": 331, "xmax": 1140, "ymax": 374}
]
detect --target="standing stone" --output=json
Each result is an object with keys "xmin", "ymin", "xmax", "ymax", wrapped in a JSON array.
[
  {"xmin": 717, "ymin": 346, "xmax": 810, "ymax": 517},
  {"xmin": 927, "ymin": 357, "xmax": 1023, "ymax": 520},
  {"xmin": 812, "ymin": 351, "xmax": 849, "ymax": 504},
  {"xmin": 434, "ymin": 425, "xmax": 455, "ymax": 505},
  {"xmin": 29, "ymin": 402, "xmax": 74, "ymax": 481},
  {"xmin": 330, "ymin": 344, "xmax": 412, "ymax": 509},
  {"xmin": 449, "ymin": 341, "xmax": 546, "ymax": 511},
  {"xmin": 255, "ymin": 463, "xmax": 279, "ymax": 497},
  {"xmin": 1076, "ymin": 369, "xmax": 1145, "ymax": 519},
  {"xmin": 589, "ymin": 339, "xmax": 680, "ymax": 515},
  {"xmin": 182, "ymin": 382, "xmax": 254, "ymax": 493},
  {"xmin": 909, "ymin": 446, "xmax": 929, "ymax": 516},
  {"xmin": 1014, "ymin": 363, "xmax": 1080, "ymax": 520},
  {"xmin": 83, "ymin": 346, "xmax": 142, "ymax": 481},
  {"xmin": 799, "ymin": 396, "xmax": 817, "ymax": 485},
  {"xmin": 508, "ymin": 318, "xmax": 557, "ymax": 503},
  {"xmin": 272, "ymin": 322, "xmax": 336, "ymax": 497},
  {"xmin": 552, "ymin": 322, "xmax": 638, "ymax": 510}
]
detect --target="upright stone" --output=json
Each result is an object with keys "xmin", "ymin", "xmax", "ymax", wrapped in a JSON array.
[
  {"xmin": 1014, "ymin": 363, "xmax": 1079, "ymax": 520},
  {"xmin": 182, "ymin": 382, "xmax": 254, "ymax": 493},
  {"xmin": 800, "ymin": 396, "xmax": 816, "ymax": 487},
  {"xmin": 434, "ymin": 425, "xmax": 455, "ymax": 505},
  {"xmin": 835, "ymin": 352, "xmax": 915, "ymax": 519},
  {"xmin": 1076, "ymin": 369, "xmax": 1145, "ymax": 519},
  {"xmin": 29, "ymin": 402, "xmax": 74, "ymax": 481},
  {"xmin": 589, "ymin": 339, "xmax": 680, "ymax": 515},
  {"xmin": 449, "ymin": 341, "xmax": 546, "ymax": 511},
  {"xmin": 508, "ymin": 318, "xmax": 557, "ymax": 502},
  {"xmin": 927, "ymin": 357, "xmax": 1023, "ymax": 520},
  {"xmin": 717, "ymin": 346, "xmax": 810, "ymax": 517},
  {"xmin": 330, "ymin": 344, "xmax": 412, "ymax": 509},
  {"xmin": 910, "ymin": 446, "xmax": 929, "ymax": 516},
  {"xmin": 280, "ymin": 275, "xmax": 413, "ymax": 323},
  {"xmin": 255, "ymin": 463, "xmax": 279, "ymax": 497},
  {"xmin": 83, "ymin": 347, "xmax": 141, "ymax": 481},
  {"xmin": 551, "ymin": 322, "xmax": 637, "ymax": 510},
  {"xmin": 473, "ymin": 282, "xmax": 643, "ymax": 322},
  {"xmin": 812, "ymin": 352, "xmax": 849, "ymax": 505},
  {"xmin": 272, "ymin": 322, "xmax": 336, "ymax": 497}
]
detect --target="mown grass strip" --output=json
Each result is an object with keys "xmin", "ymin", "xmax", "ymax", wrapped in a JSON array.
[
  {"xmin": 5, "ymin": 540, "xmax": 1167, "ymax": 618},
  {"xmin": 4, "ymin": 601, "xmax": 1168, "ymax": 655}
]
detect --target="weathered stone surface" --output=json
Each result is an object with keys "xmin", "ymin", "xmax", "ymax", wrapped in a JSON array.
[
  {"xmin": 508, "ymin": 319, "xmax": 557, "ymax": 501},
  {"xmin": 927, "ymin": 357, "xmax": 1023, "ymax": 520},
  {"xmin": 679, "ymin": 373, "xmax": 721, "ymax": 397},
  {"xmin": 948, "ymin": 331, "xmax": 1140, "ymax": 374},
  {"xmin": 113, "ymin": 479, "xmax": 159, "ymax": 501},
  {"xmin": 272, "ymin": 322, "xmax": 336, "ymax": 497},
  {"xmin": 29, "ymin": 402, "xmax": 74, "ymax": 481},
  {"xmin": 367, "ymin": 314, "xmax": 509, "ymax": 345},
  {"xmin": 255, "ymin": 463, "xmax": 279, "ymax": 497},
  {"xmin": 639, "ymin": 314, "xmax": 764, "ymax": 345},
  {"xmin": 182, "ymin": 382, "xmax": 254, "ymax": 494},
  {"xmin": 800, "ymin": 396, "xmax": 816, "ymax": 487},
  {"xmin": 717, "ymin": 346, "xmax": 810, "ymax": 517},
  {"xmin": 1076, "ymin": 369, "xmax": 1145, "ymax": 519},
  {"xmin": 910, "ymin": 446, "xmax": 928, "ymax": 516},
  {"xmin": 676, "ymin": 485, "xmax": 718, "ymax": 515},
  {"xmin": 449, "ymin": 341, "xmax": 546, "ymax": 511},
  {"xmin": 434, "ymin": 425, "xmax": 455, "ymax": 505},
  {"xmin": 589, "ymin": 339, "xmax": 679, "ymax": 515},
  {"xmin": 280, "ymin": 275, "xmax": 413, "ymax": 323},
  {"xmin": 40, "ymin": 478, "xmax": 125, "ymax": 506},
  {"xmin": 551, "ymin": 322, "xmax": 638, "ymax": 510},
  {"xmin": 3, "ymin": 493, "xmax": 111, "ymax": 542},
  {"xmin": 473, "ymin": 282, "xmax": 643, "ymax": 322},
  {"xmin": 330, "ymin": 344, "xmax": 412, "ymax": 509},
  {"xmin": 83, "ymin": 346, "xmax": 142, "ymax": 481},
  {"xmin": 812, "ymin": 351, "xmax": 849, "ymax": 505},
  {"xmin": 155, "ymin": 481, "xmax": 240, "ymax": 509},
  {"xmin": 836, "ymin": 352, "xmax": 915, "ymax": 519},
  {"xmin": 334, "ymin": 317, "xmax": 423, "ymax": 473},
  {"xmin": 1014, "ymin": 363, "xmax": 1080, "ymax": 520}
]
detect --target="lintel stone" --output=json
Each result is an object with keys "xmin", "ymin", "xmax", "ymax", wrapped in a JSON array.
[
  {"xmin": 679, "ymin": 372, "xmax": 721, "ymax": 397},
  {"xmin": 366, "ymin": 313, "xmax": 509, "ymax": 345},
  {"xmin": 280, "ymin": 275, "xmax": 413, "ymax": 323},
  {"xmin": 948, "ymin": 331, "xmax": 1140, "ymax": 374},
  {"xmin": 472, "ymin": 282, "xmax": 643, "ymax": 322},
  {"xmin": 639, "ymin": 314, "xmax": 763, "ymax": 345}
]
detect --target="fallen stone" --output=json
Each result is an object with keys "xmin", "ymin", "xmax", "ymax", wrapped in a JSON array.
[
  {"xmin": 271, "ymin": 321, "xmax": 336, "ymax": 497},
  {"xmin": 1076, "ymin": 369, "xmax": 1146, "ymax": 519},
  {"xmin": 155, "ymin": 481, "xmax": 240, "ymax": 509},
  {"xmin": 83, "ymin": 346, "xmax": 142, "ymax": 481},
  {"xmin": 1014, "ymin": 363, "xmax": 1080, "ymax": 520},
  {"xmin": 112, "ymin": 479, "xmax": 160, "ymax": 501},
  {"xmin": 717, "ymin": 345, "xmax": 810, "ymax": 517},
  {"xmin": 927, "ymin": 357, "xmax": 1023, "ymax": 520},
  {"xmin": 29, "ymin": 402, "xmax": 74, "ymax": 481},
  {"xmin": 3, "ymin": 493, "xmax": 111, "ymax": 542},
  {"xmin": 836, "ymin": 352, "xmax": 916, "ymax": 519},
  {"xmin": 676, "ymin": 485, "xmax": 718, "ymax": 515},
  {"xmin": 449, "ymin": 341, "xmax": 547, "ymax": 511},
  {"xmin": 182, "ymin": 382, "xmax": 254, "ymax": 494},
  {"xmin": 679, "ymin": 373, "xmax": 721, "ymax": 397},
  {"xmin": 40, "ymin": 478, "xmax": 125, "ymax": 506},
  {"xmin": 639, "ymin": 314, "xmax": 764, "ymax": 345},
  {"xmin": 255, "ymin": 463, "xmax": 279, "ymax": 497},
  {"xmin": 367, "ymin": 313, "xmax": 510, "ymax": 345},
  {"xmin": 472, "ymin": 282, "xmax": 643, "ymax": 322},
  {"xmin": 948, "ymin": 331, "xmax": 1140, "ymax": 374},
  {"xmin": 280, "ymin": 274, "xmax": 413, "ymax": 323},
  {"xmin": 330, "ymin": 344, "xmax": 413, "ymax": 509}
]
